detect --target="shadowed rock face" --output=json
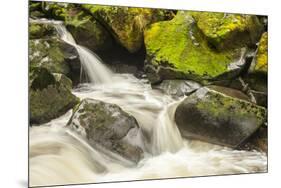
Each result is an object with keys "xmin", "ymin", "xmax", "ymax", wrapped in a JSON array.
[
  {"xmin": 29, "ymin": 67, "xmax": 79, "ymax": 125},
  {"xmin": 175, "ymin": 87, "xmax": 266, "ymax": 148},
  {"xmin": 68, "ymin": 99, "xmax": 144, "ymax": 163}
]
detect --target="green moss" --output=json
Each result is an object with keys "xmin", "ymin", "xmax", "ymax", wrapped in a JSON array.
[
  {"xmin": 255, "ymin": 32, "xmax": 268, "ymax": 74},
  {"xmin": 144, "ymin": 12, "xmax": 237, "ymax": 81},
  {"xmin": 29, "ymin": 23, "xmax": 56, "ymax": 39},
  {"xmin": 65, "ymin": 9, "xmax": 113, "ymax": 51},
  {"xmin": 29, "ymin": 67, "xmax": 79, "ymax": 124},
  {"xmin": 29, "ymin": 38, "xmax": 70, "ymax": 75},
  {"xmin": 190, "ymin": 11, "xmax": 263, "ymax": 50},
  {"xmin": 29, "ymin": 67, "xmax": 56, "ymax": 90},
  {"xmin": 82, "ymin": 4, "xmax": 173, "ymax": 53},
  {"xmin": 196, "ymin": 88, "xmax": 266, "ymax": 123}
]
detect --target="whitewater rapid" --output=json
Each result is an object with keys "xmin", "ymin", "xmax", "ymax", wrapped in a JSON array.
[
  {"xmin": 29, "ymin": 20, "xmax": 267, "ymax": 187},
  {"xmin": 29, "ymin": 74, "xmax": 267, "ymax": 187}
]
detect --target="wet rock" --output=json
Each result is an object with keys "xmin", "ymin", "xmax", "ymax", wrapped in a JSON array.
[
  {"xmin": 82, "ymin": 5, "xmax": 174, "ymax": 53},
  {"xmin": 68, "ymin": 99, "xmax": 144, "ymax": 163},
  {"xmin": 30, "ymin": 67, "xmax": 79, "ymax": 124},
  {"xmin": 65, "ymin": 8, "xmax": 113, "ymax": 52},
  {"xmin": 144, "ymin": 11, "xmax": 246, "ymax": 84},
  {"xmin": 175, "ymin": 87, "xmax": 267, "ymax": 148},
  {"xmin": 153, "ymin": 80, "xmax": 201, "ymax": 97},
  {"xmin": 239, "ymin": 126, "xmax": 267, "ymax": 153},
  {"xmin": 29, "ymin": 37, "xmax": 81, "ymax": 84},
  {"xmin": 191, "ymin": 12, "xmax": 263, "ymax": 50}
]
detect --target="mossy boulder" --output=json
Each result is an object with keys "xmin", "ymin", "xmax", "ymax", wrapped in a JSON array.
[
  {"xmin": 29, "ymin": 1, "xmax": 45, "ymax": 18},
  {"xmin": 41, "ymin": 2, "xmax": 71, "ymax": 20},
  {"xmin": 191, "ymin": 11, "xmax": 263, "ymax": 50},
  {"xmin": 82, "ymin": 5, "xmax": 174, "ymax": 53},
  {"xmin": 175, "ymin": 86, "xmax": 266, "ymax": 148},
  {"xmin": 242, "ymin": 33, "xmax": 268, "ymax": 105},
  {"xmin": 29, "ymin": 35, "xmax": 82, "ymax": 83},
  {"xmin": 65, "ymin": 9, "xmax": 113, "ymax": 52},
  {"xmin": 68, "ymin": 99, "xmax": 144, "ymax": 163},
  {"xmin": 29, "ymin": 38, "xmax": 70, "ymax": 75},
  {"xmin": 253, "ymin": 32, "xmax": 268, "ymax": 74},
  {"xmin": 144, "ymin": 11, "xmax": 245, "ymax": 83},
  {"xmin": 53, "ymin": 73, "xmax": 73, "ymax": 90},
  {"xmin": 30, "ymin": 67, "xmax": 79, "ymax": 124},
  {"xmin": 29, "ymin": 22, "xmax": 57, "ymax": 39}
]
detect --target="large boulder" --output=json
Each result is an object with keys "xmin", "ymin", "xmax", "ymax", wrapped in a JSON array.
[
  {"xmin": 82, "ymin": 5, "xmax": 174, "ymax": 53},
  {"xmin": 175, "ymin": 86, "xmax": 267, "ymax": 148},
  {"xmin": 68, "ymin": 99, "xmax": 144, "ymax": 163},
  {"xmin": 65, "ymin": 9, "xmax": 113, "ymax": 52},
  {"xmin": 191, "ymin": 11, "xmax": 263, "ymax": 50},
  {"xmin": 29, "ymin": 31, "xmax": 81, "ymax": 83},
  {"xmin": 29, "ymin": 67, "xmax": 79, "ymax": 124},
  {"xmin": 144, "ymin": 11, "xmax": 246, "ymax": 84}
]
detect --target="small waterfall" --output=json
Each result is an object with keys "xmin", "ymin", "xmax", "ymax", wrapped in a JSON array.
[
  {"xmin": 29, "ymin": 19, "xmax": 267, "ymax": 187},
  {"xmin": 54, "ymin": 22, "xmax": 113, "ymax": 84},
  {"xmin": 152, "ymin": 100, "xmax": 184, "ymax": 155}
]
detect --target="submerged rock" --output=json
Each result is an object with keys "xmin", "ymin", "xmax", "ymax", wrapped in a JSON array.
[
  {"xmin": 30, "ymin": 67, "xmax": 79, "ymax": 124},
  {"xmin": 191, "ymin": 12, "xmax": 263, "ymax": 50},
  {"xmin": 68, "ymin": 99, "xmax": 144, "ymax": 163},
  {"xmin": 144, "ymin": 11, "xmax": 246, "ymax": 84},
  {"xmin": 152, "ymin": 80, "xmax": 201, "ymax": 97},
  {"xmin": 82, "ymin": 5, "xmax": 174, "ymax": 53},
  {"xmin": 175, "ymin": 87, "xmax": 266, "ymax": 148}
]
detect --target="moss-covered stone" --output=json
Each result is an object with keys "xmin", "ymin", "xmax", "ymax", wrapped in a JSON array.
[
  {"xmin": 68, "ymin": 99, "xmax": 144, "ymax": 163},
  {"xmin": 175, "ymin": 87, "xmax": 267, "ymax": 148},
  {"xmin": 254, "ymin": 32, "xmax": 268, "ymax": 74},
  {"xmin": 65, "ymin": 9, "xmax": 113, "ymax": 51},
  {"xmin": 144, "ymin": 11, "xmax": 244, "ymax": 83},
  {"xmin": 191, "ymin": 11, "xmax": 263, "ymax": 50},
  {"xmin": 29, "ymin": 38, "xmax": 70, "ymax": 75},
  {"xmin": 29, "ymin": 22, "xmax": 56, "ymax": 39},
  {"xmin": 29, "ymin": 67, "xmax": 79, "ymax": 124},
  {"xmin": 53, "ymin": 73, "xmax": 73, "ymax": 90},
  {"xmin": 41, "ymin": 2, "xmax": 70, "ymax": 20},
  {"xmin": 82, "ymin": 4, "xmax": 174, "ymax": 53}
]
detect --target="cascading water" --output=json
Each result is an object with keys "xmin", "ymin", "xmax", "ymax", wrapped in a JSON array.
[
  {"xmin": 55, "ymin": 23, "xmax": 114, "ymax": 84},
  {"xmin": 32, "ymin": 19, "xmax": 113, "ymax": 84},
  {"xmin": 29, "ymin": 20, "xmax": 267, "ymax": 187}
]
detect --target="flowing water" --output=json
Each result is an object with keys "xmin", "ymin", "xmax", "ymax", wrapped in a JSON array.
[{"xmin": 29, "ymin": 20, "xmax": 267, "ymax": 187}]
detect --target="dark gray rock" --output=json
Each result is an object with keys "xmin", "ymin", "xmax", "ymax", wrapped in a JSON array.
[
  {"xmin": 68, "ymin": 99, "xmax": 144, "ymax": 163},
  {"xmin": 175, "ymin": 87, "xmax": 267, "ymax": 148},
  {"xmin": 153, "ymin": 80, "xmax": 201, "ymax": 97},
  {"xmin": 30, "ymin": 67, "xmax": 79, "ymax": 125}
]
